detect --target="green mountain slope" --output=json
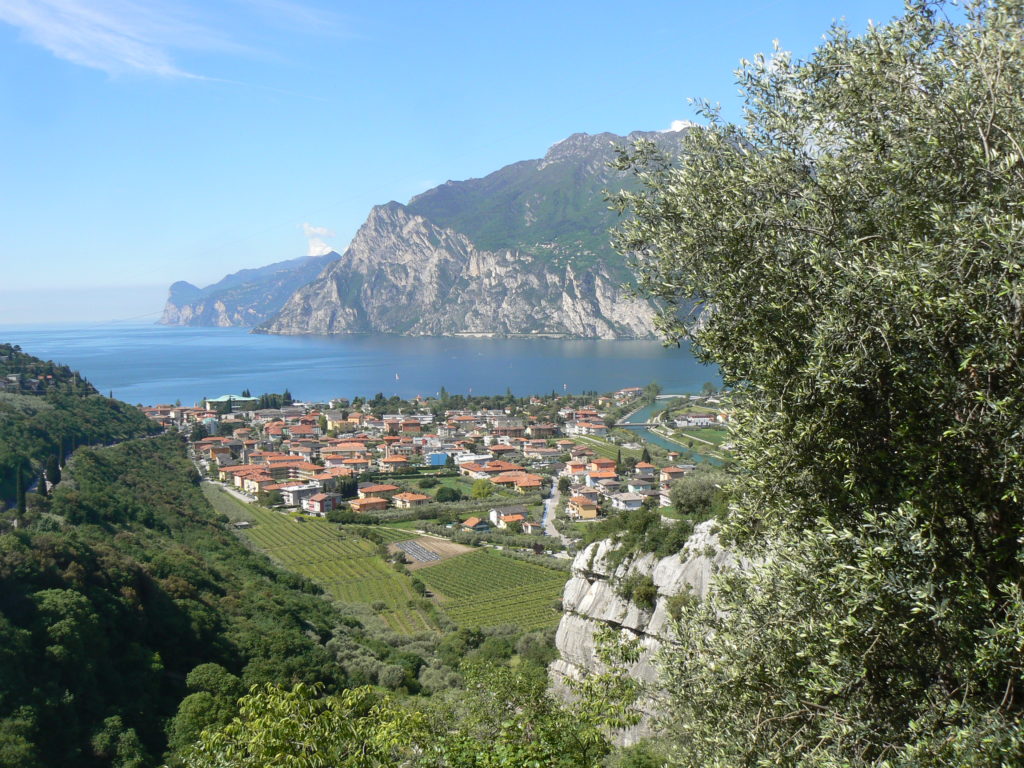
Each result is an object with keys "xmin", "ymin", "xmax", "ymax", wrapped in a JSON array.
[
  {"xmin": 0, "ymin": 342, "xmax": 160, "ymax": 504},
  {"xmin": 406, "ymin": 130, "xmax": 689, "ymax": 281}
]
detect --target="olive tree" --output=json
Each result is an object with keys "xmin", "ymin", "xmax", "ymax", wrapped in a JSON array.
[{"xmin": 612, "ymin": 2, "xmax": 1024, "ymax": 764}]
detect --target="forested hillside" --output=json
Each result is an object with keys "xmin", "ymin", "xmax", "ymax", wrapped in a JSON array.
[
  {"xmin": 0, "ymin": 434, "xmax": 363, "ymax": 766},
  {"xmin": 0, "ymin": 343, "xmax": 159, "ymax": 504}
]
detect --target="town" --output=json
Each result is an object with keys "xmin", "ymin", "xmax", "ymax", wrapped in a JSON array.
[{"xmin": 140, "ymin": 386, "xmax": 730, "ymax": 555}]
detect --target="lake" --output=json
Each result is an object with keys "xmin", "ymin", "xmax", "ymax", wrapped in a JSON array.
[{"xmin": 0, "ymin": 323, "xmax": 719, "ymax": 405}]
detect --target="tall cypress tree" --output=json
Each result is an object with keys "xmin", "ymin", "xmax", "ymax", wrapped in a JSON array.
[{"xmin": 15, "ymin": 467, "xmax": 26, "ymax": 514}]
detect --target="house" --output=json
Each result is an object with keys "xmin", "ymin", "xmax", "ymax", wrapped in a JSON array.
[
  {"xmin": 566, "ymin": 420, "xmax": 609, "ymax": 437},
  {"xmin": 627, "ymin": 479, "xmax": 655, "ymax": 494},
  {"xmin": 203, "ymin": 394, "xmax": 259, "ymax": 412},
  {"xmin": 426, "ymin": 451, "xmax": 451, "ymax": 466},
  {"xmin": 324, "ymin": 410, "xmax": 348, "ymax": 431},
  {"xmin": 567, "ymin": 496, "xmax": 599, "ymax": 520},
  {"xmin": 560, "ymin": 461, "xmax": 588, "ymax": 478},
  {"xmin": 496, "ymin": 513, "xmax": 525, "ymax": 529},
  {"xmin": 490, "ymin": 471, "xmax": 544, "ymax": 492},
  {"xmin": 586, "ymin": 470, "xmax": 618, "ymax": 488},
  {"xmin": 392, "ymin": 491, "xmax": 431, "ymax": 509},
  {"xmin": 588, "ymin": 458, "xmax": 617, "ymax": 472},
  {"xmin": 302, "ymin": 493, "xmax": 342, "ymax": 516},
  {"xmin": 379, "ymin": 456, "xmax": 410, "ymax": 472},
  {"xmin": 633, "ymin": 462, "xmax": 656, "ymax": 480},
  {"xmin": 461, "ymin": 517, "xmax": 491, "ymax": 532},
  {"xmin": 349, "ymin": 497, "xmax": 389, "ymax": 513},
  {"xmin": 488, "ymin": 505, "xmax": 529, "ymax": 527},
  {"xmin": 660, "ymin": 466, "xmax": 690, "ymax": 484},
  {"xmin": 611, "ymin": 492, "xmax": 646, "ymax": 511},
  {"xmin": 489, "ymin": 444, "xmax": 520, "ymax": 457},
  {"xmin": 674, "ymin": 412, "xmax": 716, "ymax": 428},
  {"xmin": 521, "ymin": 521, "xmax": 542, "ymax": 535},
  {"xmin": 280, "ymin": 483, "xmax": 321, "ymax": 507},
  {"xmin": 526, "ymin": 423, "xmax": 560, "ymax": 438},
  {"xmin": 358, "ymin": 483, "xmax": 400, "ymax": 500}
]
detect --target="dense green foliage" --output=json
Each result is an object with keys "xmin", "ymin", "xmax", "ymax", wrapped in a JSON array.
[
  {"xmin": 180, "ymin": 657, "xmax": 635, "ymax": 768},
  {"xmin": 0, "ymin": 434, "xmax": 359, "ymax": 766},
  {"xmin": 0, "ymin": 343, "xmax": 158, "ymax": 502},
  {"xmin": 613, "ymin": 2, "xmax": 1024, "ymax": 764}
]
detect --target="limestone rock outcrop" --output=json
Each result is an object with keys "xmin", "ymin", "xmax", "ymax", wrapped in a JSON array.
[
  {"xmin": 550, "ymin": 521, "xmax": 735, "ymax": 743},
  {"xmin": 259, "ymin": 203, "xmax": 657, "ymax": 339}
]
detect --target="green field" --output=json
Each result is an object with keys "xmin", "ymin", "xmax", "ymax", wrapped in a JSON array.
[
  {"xmin": 417, "ymin": 550, "xmax": 568, "ymax": 631},
  {"xmin": 386, "ymin": 520, "xmax": 436, "ymax": 531},
  {"xmin": 341, "ymin": 524, "xmax": 419, "ymax": 542},
  {"xmin": 678, "ymin": 427, "xmax": 730, "ymax": 446},
  {"xmin": 572, "ymin": 435, "xmax": 642, "ymax": 460},
  {"xmin": 203, "ymin": 484, "xmax": 433, "ymax": 633}
]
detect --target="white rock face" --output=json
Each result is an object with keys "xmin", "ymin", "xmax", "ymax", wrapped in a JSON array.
[
  {"xmin": 261, "ymin": 203, "xmax": 659, "ymax": 339},
  {"xmin": 549, "ymin": 521, "xmax": 736, "ymax": 744}
]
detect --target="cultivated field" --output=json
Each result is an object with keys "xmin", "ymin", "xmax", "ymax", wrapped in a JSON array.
[
  {"xmin": 417, "ymin": 549, "xmax": 568, "ymax": 631},
  {"xmin": 392, "ymin": 536, "xmax": 474, "ymax": 571},
  {"xmin": 341, "ymin": 524, "xmax": 419, "ymax": 542},
  {"xmin": 203, "ymin": 484, "xmax": 434, "ymax": 633},
  {"xmin": 572, "ymin": 435, "xmax": 643, "ymax": 461}
]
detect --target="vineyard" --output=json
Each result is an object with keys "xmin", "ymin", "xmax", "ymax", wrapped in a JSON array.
[
  {"xmin": 340, "ymin": 525, "xmax": 419, "ymax": 542},
  {"xmin": 417, "ymin": 550, "xmax": 568, "ymax": 631},
  {"xmin": 572, "ymin": 435, "xmax": 642, "ymax": 461},
  {"xmin": 204, "ymin": 485, "xmax": 434, "ymax": 633}
]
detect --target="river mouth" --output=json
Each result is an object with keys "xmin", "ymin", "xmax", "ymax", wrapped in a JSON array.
[{"xmin": 619, "ymin": 399, "xmax": 725, "ymax": 466}]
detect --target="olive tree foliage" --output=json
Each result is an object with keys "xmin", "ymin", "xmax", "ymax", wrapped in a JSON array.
[
  {"xmin": 611, "ymin": 2, "xmax": 1024, "ymax": 765},
  {"xmin": 177, "ymin": 683, "xmax": 423, "ymax": 768}
]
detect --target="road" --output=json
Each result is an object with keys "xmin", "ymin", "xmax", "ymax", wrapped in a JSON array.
[{"xmin": 542, "ymin": 485, "xmax": 572, "ymax": 546}]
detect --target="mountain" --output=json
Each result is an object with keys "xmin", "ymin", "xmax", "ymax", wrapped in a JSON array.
[
  {"xmin": 160, "ymin": 253, "xmax": 339, "ymax": 327},
  {"xmin": 259, "ymin": 129, "xmax": 691, "ymax": 339},
  {"xmin": 259, "ymin": 203, "xmax": 657, "ymax": 339}
]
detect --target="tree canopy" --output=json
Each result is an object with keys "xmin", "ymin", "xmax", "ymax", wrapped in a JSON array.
[{"xmin": 613, "ymin": 1, "xmax": 1024, "ymax": 764}]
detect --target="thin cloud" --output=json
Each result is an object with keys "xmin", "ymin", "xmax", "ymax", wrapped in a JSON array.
[
  {"xmin": 661, "ymin": 119, "xmax": 698, "ymax": 133},
  {"xmin": 0, "ymin": 0, "xmax": 236, "ymax": 76},
  {"xmin": 0, "ymin": 0, "xmax": 344, "ymax": 78},
  {"xmin": 302, "ymin": 222, "xmax": 335, "ymax": 256},
  {"xmin": 236, "ymin": 0, "xmax": 349, "ymax": 38}
]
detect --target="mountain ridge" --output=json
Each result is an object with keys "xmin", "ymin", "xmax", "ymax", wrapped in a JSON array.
[
  {"xmin": 160, "ymin": 252, "xmax": 339, "ymax": 327},
  {"xmin": 260, "ymin": 129, "xmax": 688, "ymax": 338}
]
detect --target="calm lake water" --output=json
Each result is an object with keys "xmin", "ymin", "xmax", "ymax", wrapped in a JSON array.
[{"xmin": 0, "ymin": 323, "xmax": 719, "ymax": 406}]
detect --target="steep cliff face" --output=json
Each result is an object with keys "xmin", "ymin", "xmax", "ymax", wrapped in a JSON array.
[
  {"xmin": 160, "ymin": 253, "xmax": 338, "ymax": 327},
  {"xmin": 550, "ymin": 521, "xmax": 735, "ymax": 743},
  {"xmin": 259, "ymin": 203, "xmax": 658, "ymax": 339},
  {"xmin": 258, "ymin": 128, "xmax": 693, "ymax": 339}
]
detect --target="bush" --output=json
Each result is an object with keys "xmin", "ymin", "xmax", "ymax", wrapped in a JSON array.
[
  {"xmin": 617, "ymin": 573, "xmax": 658, "ymax": 611},
  {"xmin": 435, "ymin": 486, "xmax": 463, "ymax": 503}
]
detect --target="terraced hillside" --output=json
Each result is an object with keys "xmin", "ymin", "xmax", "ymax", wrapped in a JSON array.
[
  {"xmin": 204, "ymin": 485, "xmax": 434, "ymax": 634},
  {"xmin": 417, "ymin": 549, "xmax": 568, "ymax": 631}
]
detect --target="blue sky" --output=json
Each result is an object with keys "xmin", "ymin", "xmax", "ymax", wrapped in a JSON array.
[{"xmin": 0, "ymin": 0, "xmax": 910, "ymax": 323}]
